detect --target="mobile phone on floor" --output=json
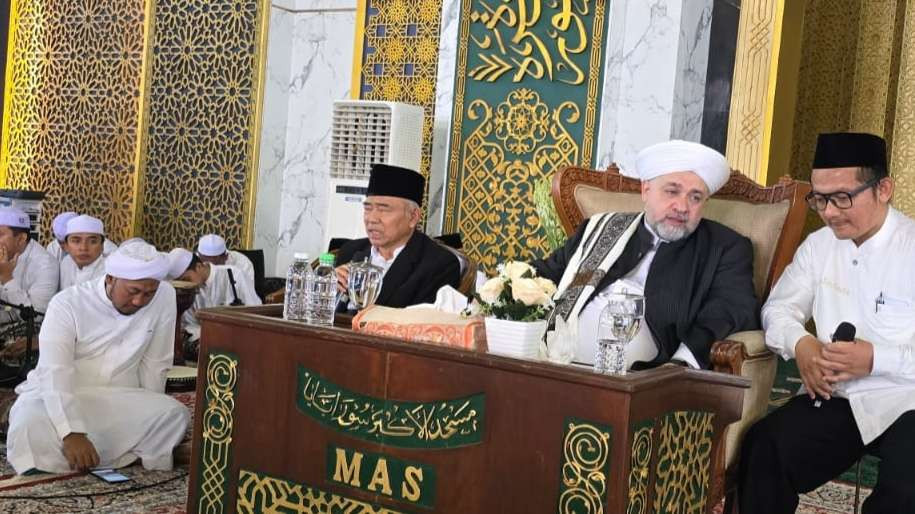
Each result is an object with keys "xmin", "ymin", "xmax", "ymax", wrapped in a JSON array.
[{"xmin": 90, "ymin": 468, "xmax": 130, "ymax": 483}]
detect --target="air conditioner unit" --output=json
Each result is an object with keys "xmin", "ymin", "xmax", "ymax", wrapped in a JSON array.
[{"xmin": 325, "ymin": 100, "xmax": 424, "ymax": 248}]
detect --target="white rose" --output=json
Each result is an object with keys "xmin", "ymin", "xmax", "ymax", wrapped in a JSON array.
[
  {"xmin": 478, "ymin": 277, "xmax": 505, "ymax": 304},
  {"xmin": 502, "ymin": 261, "xmax": 535, "ymax": 282},
  {"xmin": 512, "ymin": 277, "xmax": 551, "ymax": 306},
  {"xmin": 534, "ymin": 277, "xmax": 557, "ymax": 298}
]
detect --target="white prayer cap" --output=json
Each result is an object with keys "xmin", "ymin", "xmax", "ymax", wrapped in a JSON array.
[
  {"xmin": 0, "ymin": 207, "xmax": 30, "ymax": 229},
  {"xmin": 52, "ymin": 212, "xmax": 78, "ymax": 240},
  {"xmin": 166, "ymin": 248, "xmax": 194, "ymax": 280},
  {"xmin": 635, "ymin": 140, "xmax": 730, "ymax": 194},
  {"xmin": 105, "ymin": 241, "xmax": 170, "ymax": 281},
  {"xmin": 65, "ymin": 214, "xmax": 104, "ymax": 237},
  {"xmin": 197, "ymin": 234, "xmax": 227, "ymax": 256}
]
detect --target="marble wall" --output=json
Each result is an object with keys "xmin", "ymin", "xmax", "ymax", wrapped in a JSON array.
[
  {"xmin": 255, "ymin": 0, "xmax": 725, "ymax": 275},
  {"xmin": 254, "ymin": 0, "xmax": 357, "ymax": 275}
]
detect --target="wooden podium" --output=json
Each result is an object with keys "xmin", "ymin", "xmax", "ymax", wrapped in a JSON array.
[{"xmin": 187, "ymin": 305, "xmax": 748, "ymax": 514}]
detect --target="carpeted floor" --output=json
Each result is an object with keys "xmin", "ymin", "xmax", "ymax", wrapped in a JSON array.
[{"xmin": 0, "ymin": 390, "xmax": 193, "ymax": 513}]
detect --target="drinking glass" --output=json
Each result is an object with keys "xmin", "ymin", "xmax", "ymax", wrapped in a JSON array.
[
  {"xmin": 594, "ymin": 292, "xmax": 645, "ymax": 375},
  {"xmin": 346, "ymin": 259, "xmax": 384, "ymax": 310}
]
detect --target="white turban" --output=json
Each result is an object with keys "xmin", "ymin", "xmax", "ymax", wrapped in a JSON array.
[
  {"xmin": 52, "ymin": 212, "xmax": 78, "ymax": 240},
  {"xmin": 197, "ymin": 234, "xmax": 226, "ymax": 256},
  {"xmin": 0, "ymin": 207, "xmax": 30, "ymax": 230},
  {"xmin": 635, "ymin": 140, "xmax": 730, "ymax": 194},
  {"xmin": 65, "ymin": 214, "xmax": 104, "ymax": 236},
  {"xmin": 166, "ymin": 248, "xmax": 194, "ymax": 280},
  {"xmin": 105, "ymin": 241, "xmax": 170, "ymax": 281}
]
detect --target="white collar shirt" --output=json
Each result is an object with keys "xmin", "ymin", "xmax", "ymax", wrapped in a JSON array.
[
  {"xmin": 762, "ymin": 207, "xmax": 915, "ymax": 443},
  {"xmin": 182, "ymin": 264, "xmax": 262, "ymax": 340},
  {"xmin": 59, "ymin": 254, "xmax": 106, "ymax": 291},
  {"xmin": 0, "ymin": 240, "xmax": 59, "ymax": 316}
]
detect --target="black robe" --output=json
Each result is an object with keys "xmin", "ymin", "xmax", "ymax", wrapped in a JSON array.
[
  {"xmin": 533, "ymin": 217, "xmax": 759, "ymax": 369},
  {"xmin": 336, "ymin": 231, "xmax": 461, "ymax": 309}
]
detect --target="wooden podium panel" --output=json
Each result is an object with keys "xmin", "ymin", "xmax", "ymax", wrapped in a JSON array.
[{"xmin": 187, "ymin": 305, "xmax": 748, "ymax": 514}]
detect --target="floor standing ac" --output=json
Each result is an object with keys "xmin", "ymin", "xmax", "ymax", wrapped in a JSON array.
[{"xmin": 325, "ymin": 100, "xmax": 424, "ymax": 247}]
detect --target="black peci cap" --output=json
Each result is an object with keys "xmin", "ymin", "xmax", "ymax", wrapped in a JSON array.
[{"xmin": 366, "ymin": 164, "xmax": 425, "ymax": 206}]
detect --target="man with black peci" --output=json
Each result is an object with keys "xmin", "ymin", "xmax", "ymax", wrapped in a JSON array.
[{"xmin": 739, "ymin": 133, "xmax": 915, "ymax": 512}]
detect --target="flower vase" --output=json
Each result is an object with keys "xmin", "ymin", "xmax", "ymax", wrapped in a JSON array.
[{"xmin": 484, "ymin": 318, "xmax": 548, "ymax": 359}]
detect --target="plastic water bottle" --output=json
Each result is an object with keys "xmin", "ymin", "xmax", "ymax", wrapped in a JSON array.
[
  {"xmin": 283, "ymin": 253, "xmax": 311, "ymax": 321},
  {"xmin": 304, "ymin": 252, "xmax": 337, "ymax": 326}
]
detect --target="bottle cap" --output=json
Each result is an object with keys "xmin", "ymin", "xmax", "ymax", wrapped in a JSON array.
[
  {"xmin": 293, "ymin": 252, "xmax": 309, "ymax": 260},
  {"xmin": 319, "ymin": 252, "xmax": 335, "ymax": 266}
]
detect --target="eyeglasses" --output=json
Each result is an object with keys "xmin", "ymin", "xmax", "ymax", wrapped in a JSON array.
[{"xmin": 805, "ymin": 178, "xmax": 880, "ymax": 211}]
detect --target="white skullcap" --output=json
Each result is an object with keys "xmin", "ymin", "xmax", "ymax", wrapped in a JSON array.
[
  {"xmin": 0, "ymin": 207, "xmax": 30, "ymax": 229},
  {"xmin": 635, "ymin": 140, "xmax": 730, "ymax": 194},
  {"xmin": 197, "ymin": 234, "xmax": 227, "ymax": 256},
  {"xmin": 166, "ymin": 248, "xmax": 194, "ymax": 280},
  {"xmin": 65, "ymin": 214, "xmax": 104, "ymax": 237},
  {"xmin": 52, "ymin": 212, "xmax": 78, "ymax": 240},
  {"xmin": 104, "ymin": 241, "xmax": 170, "ymax": 281}
]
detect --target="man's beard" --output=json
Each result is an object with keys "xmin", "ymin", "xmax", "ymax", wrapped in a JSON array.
[{"xmin": 647, "ymin": 217, "xmax": 695, "ymax": 242}]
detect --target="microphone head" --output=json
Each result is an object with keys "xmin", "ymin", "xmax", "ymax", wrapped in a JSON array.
[{"xmin": 833, "ymin": 321, "xmax": 856, "ymax": 342}]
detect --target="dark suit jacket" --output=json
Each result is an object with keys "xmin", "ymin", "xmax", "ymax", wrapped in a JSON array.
[
  {"xmin": 336, "ymin": 231, "xmax": 462, "ymax": 309},
  {"xmin": 533, "ymin": 217, "xmax": 759, "ymax": 369}
]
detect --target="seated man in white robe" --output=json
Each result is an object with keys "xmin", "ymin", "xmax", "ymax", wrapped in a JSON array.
[
  {"xmin": 196, "ymin": 234, "xmax": 255, "ymax": 284},
  {"xmin": 168, "ymin": 248, "xmax": 261, "ymax": 349},
  {"xmin": 6, "ymin": 242, "xmax": 190, "ymax": 473},
  {"xmin": 46, "ymin": 211, "xmax": 117, "ymax": 263},
  {"xmin": 59, "ymin": 215, "xmax": 107, "ymax": 290},
  {"xmin": 0, "ymin": 207, "xmax": 58, "ymax": 322}
]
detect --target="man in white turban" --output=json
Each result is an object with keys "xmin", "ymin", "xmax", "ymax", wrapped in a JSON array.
[
  {"xmin": 196, "ymin": 234, "xmax": 255, "ymax": 284},
  {"xmin": 46, "ymin": 211, "xmax": 117, "ymax": 263},
  {"xmin": 533, "ymin": 140, "xmax": 758, "ymax": 369},
  {"xmin": 168, "ymin": 248, "xmax": 260, "ymax": 360},
  {"xmin": 0, "ymin": 207, "xmax": 58, "ymax": 319},
  {"xmin": 6, "ymin": 242, "xmax": 190, "ymax": 474},
  {"xmin": 58, "ymin": 215, "xmax": 107, "ymax": 290}
]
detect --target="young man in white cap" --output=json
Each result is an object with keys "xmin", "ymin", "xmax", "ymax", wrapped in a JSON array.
[
  {"xmin": 739, "ymin": 133, "xmax": 915, "ymax": 512},
  {"xmin": 0, "ymin": 207, "xmax": 58, "ymax": 320},
  {"xmin": 169, "ymin": 248, "xmax": 260, "ymax": 354},
  {"xmin": 58, "ymin": 215, "xmax": 107, "ymax": 290},
  {"xmin": 533, "ymin": 140, "xmax": 758, "ymax": 370},
  {"xmin": 196, "ymin": 234, "xmax": 255, "ymax": 284},
  {"xmin": 5, "ymin": 241, "xmax": 190, "ymax": 474},
  {"xmin": 46, "ymin": 211, "xmax": 117, "ymax": 263}
]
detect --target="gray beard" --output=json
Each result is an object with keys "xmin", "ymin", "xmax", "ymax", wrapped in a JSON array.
[{"xmin": 648, "ymin": 219, "xmax": 692, "ymax": 242}]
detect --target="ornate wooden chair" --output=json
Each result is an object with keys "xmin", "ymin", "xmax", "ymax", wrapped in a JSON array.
[{"xmin": 550, "ymin": 164, "xmax": 810, "ymax": 510}]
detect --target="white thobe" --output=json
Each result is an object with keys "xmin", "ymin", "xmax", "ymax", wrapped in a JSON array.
[
  {"xmin": 0, "ymin": 240, "xmax": 59, "ymax": 319},
  {"xmin": 6, "ymin": 276, "xmax": 189, "ymax": 473},
  {"xmin": 46, "ymin": 239, "xmax": 118, "ymax": 262},
  {"xmin": 575, "ymin": 220, "xmax": 701, "ymax": 368},
  {"xmin": 183, "ymin": 264, "xmax": 262, "ymax": 340},
  {"xmin": 763, "ymin": 207, "xmax": 915, "ymax": 444},
  {"xmin": 59, "ymin": 255, "xmax": 106, "ymax": 291},
  {"xmin": 226, "ymin": 250, "xmax": 255, "ymax": 284}
]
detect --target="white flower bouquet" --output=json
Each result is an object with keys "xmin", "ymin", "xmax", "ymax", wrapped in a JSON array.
[{"xmin": 472, "ymin": 261, "xmax": 557, "ymax": 321}]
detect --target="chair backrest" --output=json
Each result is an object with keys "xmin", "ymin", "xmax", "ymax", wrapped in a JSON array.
[
  {"xmin": 551, "ymin": 165, "xmax": 811, "ymax": 301},
  {"xmin": 436, "ymin": 242, "xmax": 478, "ymax": 297}
]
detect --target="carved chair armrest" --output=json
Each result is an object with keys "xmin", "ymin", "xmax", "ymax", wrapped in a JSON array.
[{"xmin": 710, "ymin": 330, "xmax": 772, "ymax": 375}]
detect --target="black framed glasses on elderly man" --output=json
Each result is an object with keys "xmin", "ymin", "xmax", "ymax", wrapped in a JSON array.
[{"xmin": 805, "ymin": 178, "xmax": 881, "ymax": 211}]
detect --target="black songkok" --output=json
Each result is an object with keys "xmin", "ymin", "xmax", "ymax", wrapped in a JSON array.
[
  {"xmin": 366, "ymin": 164, "xmax": 425, "ymax": 206},
  {"xmin": 812, "ymin": 132, "xmax": 887, "ymax": 171}
]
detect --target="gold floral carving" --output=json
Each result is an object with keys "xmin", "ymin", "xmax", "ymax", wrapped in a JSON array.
[
  {"xmin": 355, "ymin": 0, "xmax": 443, "ymax": 211},
  {"xmin": 136, "ymin": 0, "xmax": 269, "ymax": 250},
  {"xmin": 891, "ymin": 0, "xmax": 915, "ymax": 219},
  {"xmin": 198, "ymin": 353, "xmax": 238, "ymax": 514},
  {"xmin": 652, "ymin": 411, "xmax": 715, "ymax": 514},
  {"xmin": 1, "ymin": 0, "xmax": 146, "ymax": 243},
  {"xmin": 558, "ymin": 419, "xmax": 612, "ymax": 514},
  {"xmin": 237, "ymin": 469, "xmax": 406, "ymax": 513},
  {"xmin": 627, "ymin": 422, "xmax": 654, "ymax": 514}
]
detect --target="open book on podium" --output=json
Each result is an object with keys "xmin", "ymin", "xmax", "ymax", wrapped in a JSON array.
[{"xmin": 188, "ymin": 305, "xmax": 748, "ymax": 514}]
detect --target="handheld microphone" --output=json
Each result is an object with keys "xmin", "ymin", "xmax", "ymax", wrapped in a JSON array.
[{"xmin": 814, "ymin": 322, "xmax": 856, "ymax": 408}]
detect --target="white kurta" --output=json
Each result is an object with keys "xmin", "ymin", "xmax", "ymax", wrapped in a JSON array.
[
  {"xmin": 763, "ymin": 207, "xmax": 915, "ymax": 444},
  {"xmin": 46, "ymin": 239, "xmax": 118, "ymax": 262},
  {"xmin": 0, "ymin": 240, "xmax": 59, "ymax": 317},
  {"xmin": 227, "ymin": 250, "xmax": 255, "ymax": 284},
  {"xmin": 6, "ymin": 276, "xmax": 189, "ymax": 473},
  {"xmin": 59, "ymin": 255, "xmax": 106, "ymax": 291},
  {"xmin": 183, "ymin": 264, "xmax": 261, "ymax": 340}
]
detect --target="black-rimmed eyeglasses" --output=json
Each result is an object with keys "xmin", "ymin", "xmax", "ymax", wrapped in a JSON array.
[{"xmin": 805, "ymin": 178, "xmax": 881, "ymax": 211}]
